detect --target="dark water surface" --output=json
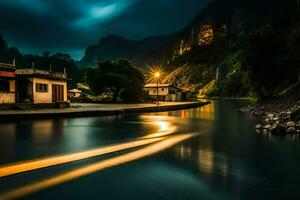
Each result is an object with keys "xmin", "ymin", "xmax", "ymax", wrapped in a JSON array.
[{"xmin": 1, "ymin": 100, "xmax": 300, "ymax": 200}]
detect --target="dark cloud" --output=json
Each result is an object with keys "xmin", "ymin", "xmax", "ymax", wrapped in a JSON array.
[{"xmin": 0, "ymin": 0, "xmax": 209, "ymax": 59}]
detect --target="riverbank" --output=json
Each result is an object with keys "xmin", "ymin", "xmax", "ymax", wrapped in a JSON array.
[
  {"xmin": 200, "ymin": 97, "xmax": 256, "ymax": 101},
  {"xmin": 241, "ymin": 99, "xmax": 300, "ymax": 134},
  {"xmin": 0, "ymin": 101, "xmax": 209, "ymax": 121}
]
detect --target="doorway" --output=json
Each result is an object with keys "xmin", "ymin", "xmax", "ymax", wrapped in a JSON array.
[{"xmin": 52, "ymin": 84, "xmax": 64, "ymax": 102}]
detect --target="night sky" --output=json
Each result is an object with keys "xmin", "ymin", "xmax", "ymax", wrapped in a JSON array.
[{"xmin": 0, "ymin": 0, "xmax": 210, "ymax": 59}]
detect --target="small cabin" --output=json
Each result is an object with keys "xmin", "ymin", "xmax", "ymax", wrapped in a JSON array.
[
  {"xmin": 0, "ymin": 62, "xmax": 16, "ymax": 104},
  {"xmin": 144, "ymin": 83, "xmax": 190, "ymax": 102},
  {"xmin": 68, "ymin": 88, "xmax": 82, "ymax": 98},
  {"xmin": 16, "ymin": 69, "xmax": 67, "ymax": 104}
]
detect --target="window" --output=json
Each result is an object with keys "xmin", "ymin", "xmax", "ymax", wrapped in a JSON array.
[
  {"xmin": 161, "ymin": 88, "xmax": 164, "ymax": 91},
  {"xmin": 0, "ymin": 79, "xmax": 10, "ymax": 92},
  {"xmin": 36, "ymin": 83, "xmax": 48, "ymax": 92}
]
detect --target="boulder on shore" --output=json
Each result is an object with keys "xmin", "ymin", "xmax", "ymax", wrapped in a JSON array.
[
  {"xmin": 286, "ymin": 127, "xmax": 296, "ymax": 134},
  {"xmin": 287, "ymin": 121, "xmax": 296, "ymax": 127},
  {"xmin": 255, "ymin": 124, "xmax": 262, "ymax": 129}
]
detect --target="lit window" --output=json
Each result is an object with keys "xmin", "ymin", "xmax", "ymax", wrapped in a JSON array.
[{"xmin": 36, "ymin": 83, "xmax": 48, "ymax": 92}]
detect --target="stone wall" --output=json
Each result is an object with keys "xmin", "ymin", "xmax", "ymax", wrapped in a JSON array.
[{"xmin": 0, "ymin": 92, "xmax": 15, "ymax": 104}]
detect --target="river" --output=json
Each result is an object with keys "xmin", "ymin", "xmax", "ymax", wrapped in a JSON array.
[{"xmin": 1, "ymin": 100, "xmax": 300, "ymax": 200}]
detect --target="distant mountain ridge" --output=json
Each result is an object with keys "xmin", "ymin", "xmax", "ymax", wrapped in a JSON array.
[{"xmin": 78, "ymin": 34, "xmax": 178, "ymax": 67}]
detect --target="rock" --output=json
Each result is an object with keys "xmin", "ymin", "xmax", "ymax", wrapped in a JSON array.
[
  {"xmin": 287, "ymin": 121, "xmax": 296, "ymax": 127},
  {"xmin": 273, "ymin": 117, "xmax": 279, "ymax": 121},
  {"xmin": 295, "ymin": 122, "xmax": 300, "ymax": 130},
  {"xmin": 281, "ymin": 116, "xmax": 290, "ymax": 123},
  {"xmin": 267, "ymin": 113, "xmax": 275, "ymax": 119},
  {"xmin": 255, "ymin": 124, "xmax": 262, "ymax": 129},
  {"xmin": 261, "ymin": 118, "xmax": 271, "ymax": 126},
  {"xmin": 286, "ymin": 127, "xmax": 296, "ymax": 134},
  {"xmin": 263, "ymin": 124, "xmax": 271, "ymax": 129}
]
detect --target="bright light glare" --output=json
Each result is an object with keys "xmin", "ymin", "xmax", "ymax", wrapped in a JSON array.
[{"xmin": 147, "ymin": 67, "xmax": 163, "ymax": 83}]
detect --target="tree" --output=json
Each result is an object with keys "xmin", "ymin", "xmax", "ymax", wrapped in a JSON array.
[
  {"xmin": 43, "ymin": 51, "xmax": 51, "ymax": 58},
  {"xmin": 86, "ymin": 59, "xmax": 145, "ymax": 102},
  {"xmin": 240, "ymin": 25, "xmax": 293, "ymax": 98}
]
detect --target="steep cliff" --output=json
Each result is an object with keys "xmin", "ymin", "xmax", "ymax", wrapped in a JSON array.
[{"xmin": 149, "ymin": 0, "xmax": 300, "ymax": 97}]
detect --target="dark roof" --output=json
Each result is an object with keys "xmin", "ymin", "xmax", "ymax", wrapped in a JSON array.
[{"xmin": 0, "ymin": 63, "xmax": 16, "ymax": 72}]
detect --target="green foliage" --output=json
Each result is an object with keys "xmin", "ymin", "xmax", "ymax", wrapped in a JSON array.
[
  {"xmin": 209, "ymin": 69, "xmax": 253, "ymax": 97},
  {"xmin": 86, "ymin": 59, "xmax": 145, "ymax": 102}
]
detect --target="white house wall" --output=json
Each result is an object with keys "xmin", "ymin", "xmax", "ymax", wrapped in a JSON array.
[
  {"xmin": 146, "ymin": 87, "xmax": 169, "ymax": 96},
  {"xmin": 33, "ymin": 78, "xmax": 67, "ymax": 103}
]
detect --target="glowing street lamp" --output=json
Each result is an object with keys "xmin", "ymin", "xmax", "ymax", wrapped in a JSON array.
[
  {"xmin": 154, "ymin": 71, "xmax": 160, "ymax": 106},
  {"xmin": 155, "ymin": 72, "xmax": 160, "ymax": 78}
]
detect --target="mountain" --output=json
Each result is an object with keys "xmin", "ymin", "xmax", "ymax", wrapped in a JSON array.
[
  {"xmin": 79, "ymin": 0, "xmax": 300, "ymax": 98},
  {"xmin": 78, "ymin": 34, "xmax": 178, "ymax": 67},
  {"xmin": 143, "ymin": 0, "xmax": 300, "ymax": 98}
]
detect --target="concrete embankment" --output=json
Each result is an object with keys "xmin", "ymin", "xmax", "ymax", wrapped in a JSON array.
[{"xmin": 0, "ymin": 101, "xmax": 209, "ymax": 121}]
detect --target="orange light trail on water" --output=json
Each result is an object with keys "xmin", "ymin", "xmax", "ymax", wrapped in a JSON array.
[
  {"xmin": 0, "ymin": 116, "xmax": 178, "ymax": 178},
  {"xmin": 0, "ymin": 134, "xmax": 195, "ymax": 200},
  {"xmin": 0, "ymin": 137, "xmax": 165, "ymax": 178}
]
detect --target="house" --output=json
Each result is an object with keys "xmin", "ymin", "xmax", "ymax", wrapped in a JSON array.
[
  {"xmin": 0, "ymin": 62, "xmax": 16, "ymax": 104},
  {"xmin": 144, "ymin": 83, "xmax": 190, "ymax": 102},
  {"xmin": 16, "ymin": 68, "xmax": 67, "ymax": 104},
  {"xmin": 68, "ymin": 88, "xmax": 82, "ymax": 98}
]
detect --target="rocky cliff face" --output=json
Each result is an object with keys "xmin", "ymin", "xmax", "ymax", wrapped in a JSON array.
[{"xmin": 150, "ymin": 0, "xmax": 298, "ymax": 91}]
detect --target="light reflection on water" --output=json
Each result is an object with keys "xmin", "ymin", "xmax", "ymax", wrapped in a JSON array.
[
  {"xmin": 174, "ymin": 145, "xmax": 229, "ymax": 181},
  {"xmin": 1, "ymin": 100, "xmax": 300, "ymax": 199},
  {"xmin": 0, "ymin": 134, "xmax": 195, "ymax": 200},
  {"xmin": 146, "ymin": 101, "xmax": 216, "ymax": 121}
]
